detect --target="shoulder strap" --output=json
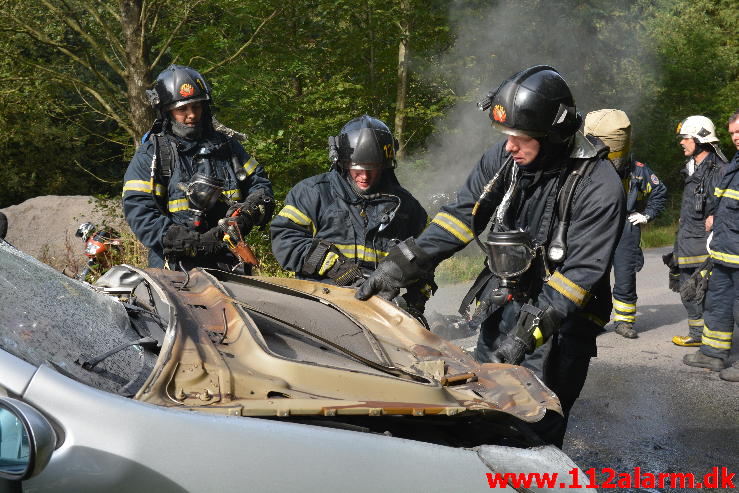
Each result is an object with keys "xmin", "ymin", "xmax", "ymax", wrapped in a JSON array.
[{"xmin": 155, "ymin": 134, "xmax": 175, "ymax": 182}]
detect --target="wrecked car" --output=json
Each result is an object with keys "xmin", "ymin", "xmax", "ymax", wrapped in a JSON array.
[{"xmin": 0, "ymin": 239, "xmax": 595, "ymax": 492}]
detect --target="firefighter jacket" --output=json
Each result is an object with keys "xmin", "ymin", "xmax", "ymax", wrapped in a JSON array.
[
  {"xmin": 123, "ymin": 130, "xmax": 272, "ymax": 267},
  {"xmin": 676, "ymin": 151, "xmax": 726, "ymax": 268},
  {"xmin": 415, "ymin": 133, "xmax": 626, "ymax": 326},
  {"xmin": 709, "ymin": 152, "xmax": 739, "ymax": 268},
  {"xmin": 623, "ymin": 159, "xmax": 666, "ymax": 218},
  {"xmin": 270, "ymin": 168, "xmax": 427, "ymax": 281}
]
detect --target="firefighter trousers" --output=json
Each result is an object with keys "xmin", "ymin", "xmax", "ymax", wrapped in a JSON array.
[
  {"xmin": 680, "ymin": 266, "xmax": 704, "ymax": 339},
  {"xmin": 612, "ymin": 221, "xmax": 644, "ymax": 325},
  {"xmin": 701, "ymin": 263, "xmax": 739, "ymax": 359}
]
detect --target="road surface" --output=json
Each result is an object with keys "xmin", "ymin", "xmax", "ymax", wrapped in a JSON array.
[{"xmin": 427, "ymin": 246, "xmax": 739, "ymax": 491}]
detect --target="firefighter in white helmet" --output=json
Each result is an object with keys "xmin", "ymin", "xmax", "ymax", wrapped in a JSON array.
[{"xmin": 671, "ymin": 115, "xmax": 727, "ymax": 347}]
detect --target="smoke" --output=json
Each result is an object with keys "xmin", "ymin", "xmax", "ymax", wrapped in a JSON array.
[{"xmin": 399, "ymin": 0, "xmax": 659, "ymax": 205}]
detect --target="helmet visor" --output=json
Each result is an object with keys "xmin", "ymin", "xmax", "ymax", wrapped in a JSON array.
[
  {"xmin": 167, "ymin": 95, "xmax": 209, "ymax": 110},
  {"xmin": 345, "ymin": 161, "xmax": 385, "ymax": 171},
  {"xmin": 490, "ymin": 121, "xmax": 546, "ymax": 138}
]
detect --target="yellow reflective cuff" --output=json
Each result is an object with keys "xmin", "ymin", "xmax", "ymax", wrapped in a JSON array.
[
  {"xmin": 277, "ymin": 205, "xmax": 316, "ymax": 236},
  {"xmin": 613, "ymin": 299, "xmax": 636, "ymax": 312},
  {"xmin": 547, "ymin": 271, "xmax": 588, "ymax": 307},
  {"xmin": 711, "ymin": 250, "xmax": 739, "ymax": 265},
  {"xmin": 334, "ymin": 244, "xmax": 388, "ymax": 263},
  {"xmin": 702, "ymin": 326, "xmax": 733, "ymax": 341},
  {"xmin": 677, "ymin": 254, "xmax": 709, "ymax": 265},
  {"xmin": 688, "ymin": 319, "xmax": 704, "ymax": 327},
  {"xmin": 431, "ymin": 212, "xmax": 474, "ymax": 244},
  {"xmin": 702, "ymin": 336, "xmax": 732, "ymax": 350},
  {"xmin": 168, "ymin": 198, "xmax": 189, "ymax": 212},
  {"xmin": 532, "ymin": 327, "xmax": 544, "ymax": 348},
  {"xmin": 614, "ymin": 314, "xmax": 636, "ymax": 323},
  {"xmin": 243, "ymin": 157, "xmax": 259, "ymax": 177},
  {"xmin": 318, "ymin": 251, "xmax": 339, "ymax": 276},
  {"xmin": 714, "ymin": 187, "xmax": 739, "ymax": 201},
  {"xmin": 123, "ymin": 179, "xmax": 164, "ymax": 196},
  {"xmin": 224, "ymin": 189, "xmax": 242, "ymax": 200}
]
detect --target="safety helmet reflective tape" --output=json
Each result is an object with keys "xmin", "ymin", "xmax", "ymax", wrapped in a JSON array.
[
  {"xmin": 676, "ymin": 115, "xmax": 719, "ymax": 143},
  {"xmin": 329, "ymin": 115, "xmax": 398, "ymax": 170},
  {"xmin": 479, "ymin": 65, "xmax": 582, "ymax": 142}
]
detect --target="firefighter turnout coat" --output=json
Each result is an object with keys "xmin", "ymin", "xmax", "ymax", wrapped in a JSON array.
[
  {"xmin": 270, "ymin": 168, "xmax": 428, "ymax": 281},
  {"xmin": 709, "ymin": 152, "xmax": 739, "ymax": 267},
  {"xmin": 123, "ymin": 131, "xmax": 272, "ymax": 267}
]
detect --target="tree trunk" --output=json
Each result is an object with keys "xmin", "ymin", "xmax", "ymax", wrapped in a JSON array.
[
  {"xmin": 394, "ymin": 0, "xmax": 411, "ymax": 160},
  {"xmin": 120, "ymin": 0, "xmax": 154, "ymax": 147}
]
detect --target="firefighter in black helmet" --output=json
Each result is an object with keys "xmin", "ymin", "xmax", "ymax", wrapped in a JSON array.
[
  {"xmin": 356, "ymin": 66, "xmax": 625, "ymax": 446},
  {"xmin": 270, "ymin": 115, "xmax": 432, "ymax": 321},
  {"xmin": 122, "ymin": 64, "xmax": 273, "ymax": 271}
]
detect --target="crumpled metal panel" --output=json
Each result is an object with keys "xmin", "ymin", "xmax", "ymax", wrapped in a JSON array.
[{"xmin": 134, "ymin": 268, "xmax": 561, "ymax": 423}]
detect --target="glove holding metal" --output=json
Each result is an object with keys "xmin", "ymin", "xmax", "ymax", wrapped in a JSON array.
[
  {"xmin": 162, "ymin": 224, "xmax": 225, "ymax": 258},
  {"xmin": 628, "ymin": 212, "xmax": 649, "ymax": 225},
  {"xmin": 355, "ymin": 238, "xmax": 435, "ymax": 302},
  {"xmin": 227, "ymin": 189, "xmax": 275, "ymax": 232},
  {"xmin": 301, "ymin": 240, "xmax": 363, "ymax": 286},
  {"xmin": 662, "ymin": 251, "xmax": 680, "ymax": 293},
  {"xmin": 491, "ymin": 304, "xmax": 560, "ymax": 365}
]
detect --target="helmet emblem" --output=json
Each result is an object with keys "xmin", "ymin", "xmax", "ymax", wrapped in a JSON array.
[
  {"xmin": 492, "ymin": 105, "xmax": 507, "ymax": 123},
  {"xmin": 676, "ymin": 121, "xmax": 683, "ymax": 134},
  {"xmin": 179, "ymin": 83, "xmax": 195, "ymax": 98}
]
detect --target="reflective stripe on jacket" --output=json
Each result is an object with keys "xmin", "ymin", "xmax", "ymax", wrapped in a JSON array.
[
  {"xmin": 709, "ymin": 152, "xmax": 739, "ymax": 267},
  {"xmin": 270, "ymin": 169, "xmax": 427, "ymax": 279}
]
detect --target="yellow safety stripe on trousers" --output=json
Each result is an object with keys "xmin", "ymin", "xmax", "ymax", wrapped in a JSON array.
[
  {"xmin": 431, "ymin": 212, "xmax": 474, "ymax": 244},
  {"xmin": 533, "ymin": 327, "xmax": 544, "ymax": 348},
  {"xmin": 711, "ymin": 250, "xmax": 739, "ymax": 265},
  {"xmin": 688, "ymin": 319, "xmax": 704, "ymax": 327},
  {"xmin": 546, "ymin": 271, "xmax": 588, "ymax": 307},
  {"xmin": 714, "ymin": 187, "xmax": 739, "ymax": 201},
  {"xmin": 613, "ymin": 299, "xmax": 636, "ymax": 313},
  {"xmin": 702, "ymin": 326, "xmax": 733, "ymax": 341},
  {"xmin": 334, "ymin": 244, "xmax": 388, "ymax": 263},
  {"xmin": 243, "ymin": 157, "xmax": 259, "ymax": 177},
  {"xmin": 702, "ymin": 335, "xmax": 732, "ymax": 350},
  {"xmin": 122, "ymin": 179, "xmax": 165, "ymax": 196},
  {"xmin": 277, "ymin": 205, "xmax": 316, "ymax": 236},
  {"xmin": 677, "ymin": 254, "xmax": 709, "ymax": 265},
  {"xmin": 613, "ymin": 313, "xmax": 636, "ymax": 323},
  {"xmin": 168, "ymin": 198, "xmax": 189, "ymax": 212},
  {"xmin": 318, "ymin": 251, "xmax": 339, "ymax": 276}
]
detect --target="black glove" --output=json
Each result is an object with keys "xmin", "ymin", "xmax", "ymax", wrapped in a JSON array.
[
  {"xmin": 355, "ymin": 238, "xmax": 435, "ymax": 301},
  {"xmin": 228, "ymin": 189, "xmax": 275, "ymax": 230},
  {"xmin": 663, "ymin": 252, "xmax": 680, "ymax": 293},
  {"xmin": 491, "ymin": 304, "xmax": 560, "ymax": 365},
  {"xmin": 680, "ymin": 258, "xmax": 712, "ymax": 303},
  {"xmin": 301, "ymin": 240, "xmax": 363, "ymax": 286},
  {"xmin": 162, "ymin": 225, "xmax": 224, "ymax": 258}
]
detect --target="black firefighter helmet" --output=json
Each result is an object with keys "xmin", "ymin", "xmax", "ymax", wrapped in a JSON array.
[
  {"xmin": 328, "ymin": 115, "xmax": 399, "ymax": 170},
  {"xmin": 478, "ymin": 65, "xmax": 582, "ymax": 143},
  {"xmin": 147, "ymin": 64, "xmax": 212, "ymax": 118}
]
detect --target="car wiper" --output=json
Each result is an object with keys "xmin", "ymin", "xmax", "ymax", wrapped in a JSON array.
[{"xmin": 228, "ymin": 297, "xmax": 428, "ymax": 383}]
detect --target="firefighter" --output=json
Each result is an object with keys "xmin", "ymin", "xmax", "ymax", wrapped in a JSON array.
[
  {"xmin": 684, "ymin": 110, "xmax": 739, "ymax": 379},
  {"xmin": 123, "ymin": 64, "xmax": 273, "ymax": 271},
  {"xmin": 671, "ymin": 116, "xmax": 727, "ymax": 347},
  {"xmin": 270, "ymin": 115, "xmax": 431, "ymax": 319},
  {"xmin": 584, "ymin": 109, "xmax": 666, "ymax": 338},
  {"xmin": 356, "ymin": 66, "xmax": 625, "ymax": 446}
]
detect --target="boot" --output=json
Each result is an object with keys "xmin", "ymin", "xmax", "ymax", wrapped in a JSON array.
[
  {"xmin": 683, "ymin": 351, "xmax": 726, "ymax": 372},
  {"xmin": 672, "ymin": 335, "xmax": 701, "ymax": 347},
  {"xmin": 719, "ymin": 362, "xmax": 739, "ymax": 382},
  {"xmin": 614, "ymin": 322, "xmax": 638, "ymax": 339}
]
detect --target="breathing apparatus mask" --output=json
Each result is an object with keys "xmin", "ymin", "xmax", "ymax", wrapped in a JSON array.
[{"xmin": 177, "ymin": 172, "xmax": 224, "ymax": 230}]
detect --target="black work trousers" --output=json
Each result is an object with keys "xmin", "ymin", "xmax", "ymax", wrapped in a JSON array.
[
  {"xmin": 701, "ymin": 264, "xmax": 739, "ymax": 359},
  {"xmin": 612, "ymin": 221, "xmax": 644, "ymax": 324},
  {"xmin": 680, "ymin": 266, "xmax": 704, "ymax": 339}
]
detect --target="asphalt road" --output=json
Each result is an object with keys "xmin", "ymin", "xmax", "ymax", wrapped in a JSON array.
[{"xmin": 427, "ymin": 246, "xmax": 739, "ymax": 491}]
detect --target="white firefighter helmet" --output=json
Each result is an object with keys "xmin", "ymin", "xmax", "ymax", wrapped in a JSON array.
[{"xmin": 676, "ymin": 115, "xmax": 719, "ymax": 144}]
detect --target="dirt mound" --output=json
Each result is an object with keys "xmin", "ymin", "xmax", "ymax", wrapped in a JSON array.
[{"xmin": 0, "ymin": 195, "xmax": 126, "ymax": 271}]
